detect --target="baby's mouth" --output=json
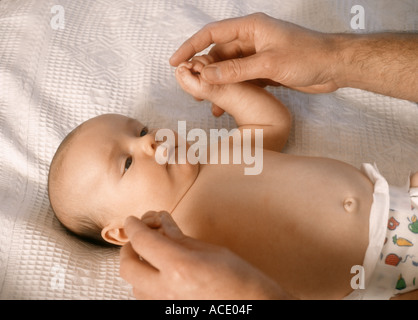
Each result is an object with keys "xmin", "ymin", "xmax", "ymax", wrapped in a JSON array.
[{"xmin": 154, "ymin": 132, "xmax": 191, "ymax": 166}]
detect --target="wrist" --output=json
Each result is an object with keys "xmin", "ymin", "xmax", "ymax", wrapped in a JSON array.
[{"xmin": 328, "ymin": 33, "xmax": 359, "ymax": 90}]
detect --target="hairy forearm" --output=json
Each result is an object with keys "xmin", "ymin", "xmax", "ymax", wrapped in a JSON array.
[{"xmin": 333, "ymin": 33, "xmax": 418, "ymax": 101}]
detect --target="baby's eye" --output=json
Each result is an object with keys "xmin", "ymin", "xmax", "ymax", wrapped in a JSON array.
[
  {"xmin": 124, "ymin": 157, "xmax": 132, "ymax": 173},
  {"xmin": 140, "ymin": 127, "xmax": 148, "ymax": 137}
]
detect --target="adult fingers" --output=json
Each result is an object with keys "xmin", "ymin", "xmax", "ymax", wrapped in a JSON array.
[
  {"xmin": 169, "ymin": 14, "xmax": 257, "ymax": 66},
  {"xmin": 208, "ymin": 44, "xmax": 281, "ymax": 86},
  {"xmin": 211, "ymin": 104, "xmax": 225, "ymax": 117},
  {"xmin": 119, "ymin": 242, "xmax": 159, "ymax": 289},
  {"xmin": 201, "ymin": 52, "xmax": 276, "ymax": 84},
  {"xmin": 123, "ymin": 215, "xmax": 185, "ymax": 268},
  {"xmin": 209, "ymin": 41, "xmax": 255, "ymax": 62},
  {"xmin": 191, "ymin": 54, "xmax": 216, "ymax": 66},
  {"xmin": 141, "ymin": 211, "xmax": 185, "ymax": 241}
]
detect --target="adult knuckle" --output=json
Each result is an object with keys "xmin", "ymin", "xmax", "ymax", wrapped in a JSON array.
[
  {"xmin": 204, "ymin": 21, "xmax": 216, "ymax": 30},
  {"xmin": 250, "ymin": 12, "xmax": 269, "ymax": 25},
  {"xmin": 252, "ymin": 12, "xmax": 267, "ymax": 19},
  {"xmin": 227, "ymin": 59, "xmax": 242, "ymax": 78},
  {"xmin": 203, "ymin": 22, "xmax": 217, "ymax": 40}
]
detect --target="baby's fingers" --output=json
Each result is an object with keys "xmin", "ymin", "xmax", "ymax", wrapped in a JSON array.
[
  {"xmin": 190, "ymin": 55, "xmax": 216, "ymax": 71},
  {"xmin": 175, "ymin": 63, "xmax": 206, "ymax": 99}
]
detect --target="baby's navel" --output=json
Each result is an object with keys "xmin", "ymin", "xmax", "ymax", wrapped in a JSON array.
[{"xmin": 343, "ymin": 197, "xmax": 359, "ymax": 213}]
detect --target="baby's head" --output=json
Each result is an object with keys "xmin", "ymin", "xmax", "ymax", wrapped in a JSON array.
[{"xmin": 48, "ymin": 114, "xmax": 199, "ymax": 246}]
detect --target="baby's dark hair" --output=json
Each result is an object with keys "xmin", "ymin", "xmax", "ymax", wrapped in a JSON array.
[
  {"xmin": 58, "ymin": 212, "xmax": 113, "ymax": 247},
  {"xmin": 48, "ymin": 124, "xmax": 115, "ymax": 247}
]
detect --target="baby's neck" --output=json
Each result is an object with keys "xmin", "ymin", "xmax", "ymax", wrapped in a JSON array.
[
  {"xmin": 169, "ymin": 162, "xmax": 202, "ymax": 216},
  {"xmin": 170, "ymin": 162, "xmax": 260, "ymax": 234}
]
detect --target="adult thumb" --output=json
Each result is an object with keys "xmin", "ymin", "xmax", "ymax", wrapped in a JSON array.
[{"xmin": 201, "ymin": 54, "xmax": 271, "ymax": 84}]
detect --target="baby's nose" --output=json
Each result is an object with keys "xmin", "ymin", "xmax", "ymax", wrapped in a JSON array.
[{"xmin": 139, "ymin": 132, "xmax": 157, "ymax": 157}]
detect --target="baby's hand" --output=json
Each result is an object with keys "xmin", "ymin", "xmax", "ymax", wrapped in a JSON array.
[{"xmin": 175, "ymin": 55, "xmax": 222, "ymax": 102}]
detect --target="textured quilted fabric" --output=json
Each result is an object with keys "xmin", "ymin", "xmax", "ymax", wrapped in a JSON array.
[{"xmin": 0, "ymin": 0, "xmax": 417, "ymax": 299}]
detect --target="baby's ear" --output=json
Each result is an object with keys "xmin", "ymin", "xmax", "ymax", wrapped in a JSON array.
[{"xmin": 101, "ymin": 225, "xmax": 129, "ymax": 246}]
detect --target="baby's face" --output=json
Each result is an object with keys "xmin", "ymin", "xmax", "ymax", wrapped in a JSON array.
[{"xmin": 61, "ymin": 114, "xmax": 199, "ymax": 243}]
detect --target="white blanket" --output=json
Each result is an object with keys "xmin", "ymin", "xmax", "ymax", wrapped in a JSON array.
[{"xmin": 0, "ymin": 0, "xmax": 417, "ymax": 299}]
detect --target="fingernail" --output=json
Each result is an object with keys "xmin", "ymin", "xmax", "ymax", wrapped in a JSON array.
[
  {"xmin": 202, "ymin": 65, "xmax": 221, "ymax": 81},
  {"xmin": 178, "ymin": 66, "xmax": 187, "ymax": 74}
]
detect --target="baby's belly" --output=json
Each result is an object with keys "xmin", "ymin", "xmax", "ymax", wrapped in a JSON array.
[
  {"xmin": 265, "ymin": 154, "xmax": 374, "ymax": 217},
  {"xmin": 176, "ymin": 152, "xmax": 375, "ymax": 299},
  {"xmin": 238, "ymin": 153, "xmax": 375, "ymax": 299}
]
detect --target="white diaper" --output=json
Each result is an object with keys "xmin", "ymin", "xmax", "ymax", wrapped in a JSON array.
[{"xmin": 345, "ymin": 163, "xmax": 418, "ymax": 300}]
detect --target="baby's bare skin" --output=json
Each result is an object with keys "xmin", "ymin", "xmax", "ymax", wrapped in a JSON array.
[
  {"xmin": 173, "ymin": 153, "xmax": 373, "ymax": 299},
  {"xmin": 117, "ymin": 13, "xmax": 418, "ymax": 300},
  {"xmin": 172, "ymin": 56, "xmax": 374, "ymax": 299},
  {"xmin": 50, "ymin": 55, "xmax": 375, "ymax": 300}
]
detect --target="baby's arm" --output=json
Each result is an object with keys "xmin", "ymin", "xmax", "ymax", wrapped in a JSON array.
[{"xmin": 175, "ymin": 55, "xmax": 291, "ymax": 151}]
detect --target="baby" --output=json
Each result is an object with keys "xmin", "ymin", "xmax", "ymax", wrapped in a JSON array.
[{"xmin": 48, "ymin": 55, "xmax": 418, "ymax": 300}]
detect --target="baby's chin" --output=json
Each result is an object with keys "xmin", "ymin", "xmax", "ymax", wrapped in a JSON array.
[
  {"xmin": 155, "ymin": 129, "xmax": 202, "ymax": 200},
  {"xmin": 166, "ymin": 146, "xmax": 201, "ymax": 180}
]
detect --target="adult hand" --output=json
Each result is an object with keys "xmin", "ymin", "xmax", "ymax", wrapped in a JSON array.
[
  {"xmin": 170, "ymin": 13, "xmax": 340, "ymax": 95},
  {"xmin": 171, "ymin": 13, "xmax": 418, "ymax": 102},
  {"xmin": 119, "ymin": 211, "xmax": 290, "ymax": 300}
]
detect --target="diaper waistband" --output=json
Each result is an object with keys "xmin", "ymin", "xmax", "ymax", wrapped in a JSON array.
[{"xmin": 344, "ymin": 163, "xmax": 390, "ymax": 300}]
